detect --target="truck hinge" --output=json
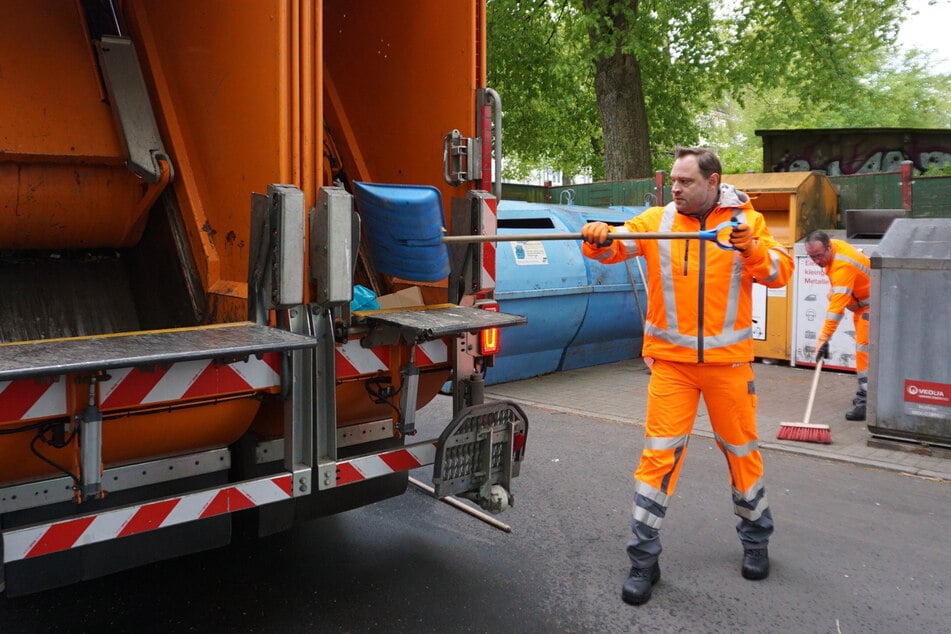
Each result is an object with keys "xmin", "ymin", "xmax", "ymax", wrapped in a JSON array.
[{"xmin": 443, "ymin": 129, "xmax": 482, "ymax": 186}]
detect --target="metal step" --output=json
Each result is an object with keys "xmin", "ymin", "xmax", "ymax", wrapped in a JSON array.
[
  {"xmin": 432, "ymin": 400, "xmax": 528, "ymax": 513},
  {"xmin": 357, "ymin": 303, "xmax": 527, "ymax": 347},
  {"xmin": 0, "ymin": 322, "xmax": 316, "ymax": 381}
]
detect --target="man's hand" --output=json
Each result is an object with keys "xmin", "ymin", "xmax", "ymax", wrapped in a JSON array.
[
  {"xmin": 729, "ymin": 222, "xmax": 754, "ymax": 254},
  {"xmin": 816, "ymin": 341, "xmax": 830, "ymax": 362},
  {"xmin": 582, "ymin": 221, "xmax": 612, "ymax": 247}
]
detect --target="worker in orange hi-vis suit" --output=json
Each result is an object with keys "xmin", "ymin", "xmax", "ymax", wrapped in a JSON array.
[
  {"xmin": 803, "ymin": 230, "xmax": 871, "ymax": 421},
  {"xmin": 581, "ymin": 147, "xmax": 794, "ymax": 607}
]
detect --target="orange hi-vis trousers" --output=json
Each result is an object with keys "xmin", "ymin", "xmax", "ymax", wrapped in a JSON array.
[
  {"xmin": 627, "ymin": 359, "xmax": 773, "ymax": 568},
  {"xmin": 854, "ymin": 306, "xmax": 870, "ymax": 405}
]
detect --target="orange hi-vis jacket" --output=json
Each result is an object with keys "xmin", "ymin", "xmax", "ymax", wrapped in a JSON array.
[
  {"xmin": 582, "ymin": 185, "xmax": 793, "ymax": 364},
  {"xmin": 819, "ymin": 239, "xmax": 871, "ymax": 342}
]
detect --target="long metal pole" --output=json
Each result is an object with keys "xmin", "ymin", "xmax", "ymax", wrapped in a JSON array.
[
  {"xmin": 408, "ymin": 477, "xmax": 512, "ymax": 533},
  {"xmin": 441, "ymin": 231, "xmax": 709, "ymax": 244}
]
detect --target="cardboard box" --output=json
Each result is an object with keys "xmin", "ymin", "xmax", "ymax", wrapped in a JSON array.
[{"xmin": 376, "ymin": 286, "xmax": 424, "ymax": 309}]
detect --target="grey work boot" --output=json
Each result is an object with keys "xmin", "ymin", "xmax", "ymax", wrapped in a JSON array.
[
  {"xmin": 741, "ymin": 548, "xmax": 770, "ymax": 580},
  {"xmin": 845, "ymin": 405, "xmax": 866, "ymax": 421},
  {"xmin": 848, "ymin": 383, "xmax": 868, "ymax": 421},
  {"xmin": 622, "ymin": 561, "xmax": 661, "ymax": 605}
]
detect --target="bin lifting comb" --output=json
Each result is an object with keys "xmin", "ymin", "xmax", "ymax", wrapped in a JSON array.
[{"xmin": 441, "ymin": 220, "xmax": 740, "ymax": 251}]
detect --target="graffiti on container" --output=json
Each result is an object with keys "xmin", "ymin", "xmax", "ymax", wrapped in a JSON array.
[
  {"xmin": 782, "ymin": 148, "xmax": 951, "ymax": 175},
  {"xmin": 759, "ymin": 129, "xmax": 951, "ymax": 175}
]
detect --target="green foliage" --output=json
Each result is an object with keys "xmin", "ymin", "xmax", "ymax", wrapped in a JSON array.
[
  {"xmin": 699, "ymin": 47, "xmax": 951, "ymax": 173},
  {"xmin": 922, "ymin": 163, "xmax": 951, "ymax": 176},
  {"xmin": 489, "ymin": 0, "xmax": 945, "ymax": 180},
  {"xmin": 487, "ymin": 1, "xmax": 603, "ymax": 182},
  {"xmin": 576, "ymin": 0, "xmax": 724, "ymax": 175}
]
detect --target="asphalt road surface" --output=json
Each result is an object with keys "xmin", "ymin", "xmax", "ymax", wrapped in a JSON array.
[{"xmin": 1, "ymin": 397, "xmax": 948, "ymax": 633}]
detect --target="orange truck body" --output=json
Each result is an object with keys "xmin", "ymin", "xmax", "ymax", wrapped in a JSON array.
[{"xmin": 0, "ymin": 0, "xmax": 525, "ymax": 596}]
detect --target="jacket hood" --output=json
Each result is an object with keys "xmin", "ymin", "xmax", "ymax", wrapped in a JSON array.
[{"xmin": 718, "ymin": 183, "xmax": 750, "ymax": 208}]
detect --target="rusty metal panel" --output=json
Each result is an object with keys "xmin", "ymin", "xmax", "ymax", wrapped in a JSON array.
[
  {"xmin": 831, "ymin": 173, "xmax": 903, "ymax": 219},
  {"xmin": 548, "ymin": 179, "xmax": 657, "ymax": 208},
  {"xmin": 910, "ymin": 175, "xmax": 951, "ymax": 218},
  {"xmin": 501, "ymin": 183, "xmax": 548, "ymax": 203}
]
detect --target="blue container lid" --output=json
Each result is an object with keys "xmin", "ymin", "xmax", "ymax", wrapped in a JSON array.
[{"xmin": 352, "ymin": 182, "xmax": 450, "ymax": 282}]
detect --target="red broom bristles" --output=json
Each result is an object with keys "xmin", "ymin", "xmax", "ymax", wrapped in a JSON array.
[{"xmin": 776, "ymin": 422, "xmax": 832, "ymax": 444}]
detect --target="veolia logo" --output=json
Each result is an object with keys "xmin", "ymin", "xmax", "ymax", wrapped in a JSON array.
[
  {"xmin": 907, "ymin": 385, "xmax": 947, "ymax": 398},
  {"xmin": 904, "ymin": 380, "xmax": 951, "ymax": 405}
]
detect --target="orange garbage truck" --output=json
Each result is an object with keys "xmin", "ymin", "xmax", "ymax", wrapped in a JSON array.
[{"xmin": 0, "ymin": 0, "xmax": 526, "ymax": 596}]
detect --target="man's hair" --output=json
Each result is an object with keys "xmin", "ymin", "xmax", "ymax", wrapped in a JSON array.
[
  {"xmin": 804, "ymin": 230, "xmax": 831, "ymax": 248},
  {"xmin": 675, "ymin": 146, "xmax": 722, "ymax": 179}
]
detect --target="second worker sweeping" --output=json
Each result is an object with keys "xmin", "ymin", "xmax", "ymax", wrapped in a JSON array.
[
  {"xmin": 581, "ymin": 146, "xmax": 794, "ymax": 606},
  {"xmin": 803, "ymin": 230, "xmax": 872, "ymax": 421}
]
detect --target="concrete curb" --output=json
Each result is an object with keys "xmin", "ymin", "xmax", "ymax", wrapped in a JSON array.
[{"xmin": 484, "ymin": 358, "xmax": 951, "ymax": 483}]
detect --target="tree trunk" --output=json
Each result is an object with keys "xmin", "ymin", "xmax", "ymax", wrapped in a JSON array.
[
  {"xmin": 585, "ymin": 2, "xmax": 653, "ymax": 179},
  {"xmin": 594, "ymin": 53, "xmax": 652, "ymax": 179}
]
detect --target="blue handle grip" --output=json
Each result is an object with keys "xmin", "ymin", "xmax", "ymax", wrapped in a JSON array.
[{"xmin": 700, "ymin": 220, "xmax": 740, "ymax": 251}]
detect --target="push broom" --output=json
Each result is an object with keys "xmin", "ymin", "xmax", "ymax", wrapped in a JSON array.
[{"xmin": 777, "ymin": 358, "xmax": 832, "ymax": 444}]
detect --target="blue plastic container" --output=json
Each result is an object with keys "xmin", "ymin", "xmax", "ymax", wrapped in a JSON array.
[
  {"xmin": 351, "ymin": 181, "xmax": 450, "ymax": 282},
  {"xmin": 484, "ymin": 201, "xmax": 648, "ymax": 385},
  {"xmin": 485, "ymin": 204, "xmax": 589, "ymax": 385},
  {"xmin": 552, "ymin": 205, "xmax": 647, "ymax": 371}
]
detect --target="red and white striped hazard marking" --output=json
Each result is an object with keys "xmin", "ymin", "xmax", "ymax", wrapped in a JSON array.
[
  {"xmin": 0, "ymin": 354, "xmax": 283, "ymax": 422},
  {"xmin": 2, "ymin": 474, "xmax": 293, "ymax": 563},
  {"xmin": 480, "ymin": 195, "xmax": 497, "ymax": 292},
  {"xmin": 0, "ymin": 378, "xmax": 67, "ymax": 423},
  {"xmin": 99, "ymin": 353, "xmax": 281, "ymax": 410},
  {"xmin": 334, "ymin": 339, "xmax": 448, "ymax": 378},
  {"xmin": 3, "ymin": 339, "xmax": 451, "ymax": 422},
  {"xmin": 335, "ymin": 441, "xmax": 437, "ymax": 486},
  {"xmin": 3, "ymin": 441, "xmax": 445, "ymax": 561}
]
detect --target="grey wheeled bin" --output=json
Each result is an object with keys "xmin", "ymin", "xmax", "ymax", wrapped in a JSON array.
[{"xmin": 868, "ymin": 218, "xmax": 951, "ymax": 446}]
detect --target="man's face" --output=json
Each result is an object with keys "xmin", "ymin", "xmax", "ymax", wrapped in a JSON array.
[
  {"xmin": 670, "ymin": 155, "xmax": 719, "ymax": 216},
  {"xmin": 805, "ymin": 240, "xmax": 833, "ymax": 267}
]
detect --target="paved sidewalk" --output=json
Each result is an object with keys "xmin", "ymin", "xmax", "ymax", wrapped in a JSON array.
[{"xmin": 484, "ymin": 358, "xmax": 951, "ymax": 481}]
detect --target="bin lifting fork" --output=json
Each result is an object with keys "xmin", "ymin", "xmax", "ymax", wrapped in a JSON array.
[{"xmin": 441, "ymin": 220, "xmax": 740, "ymax": 251}]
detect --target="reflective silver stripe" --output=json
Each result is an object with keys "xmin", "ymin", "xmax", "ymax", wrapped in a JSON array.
[
  {"xmin": 856, "ymin": 343, "xmax": 869, "ymax": 352},
  {"xmin": 825, "ymin": 311, "xmax": 844, "ymax": 322},
  {"xmin": 835, "ymin": 253, "xmax": 871, "ymax": 277},
  {"xmin": 761, "ymin": 247, "xmax": 785, "ymax": 283},
  {"xmin": 657, "ymin": 205, "xmax": 680, "ymax": 333},
  {"xmin": 734, "ymin": 479, "xmax": 766, "ymax": 502},
  {"xmin": 659, "ymin": 203, "xmax": 677, "ymax": 231},
  {"xmin": 593, "ymin": 250, "xmax": 614, "ymax": 262},
  {"xmin": 634, "ymin": 479, "xmax": 671, "ymax": 506},
  {"xmin": 702, "ymin": 327, "xmax": 752, "ymax": 350},
  {"xmin": 632, "ymin": 503, "xmax": 664, "ymax": 529},
  {"xmin": 734, "ymin": 494, "xmax": 769, "ymax": 522},
  {"xmin": 643, "ymin": 434, "xmax": 690, "ymax": 451},
  {"xmin": 645, "ymin": 322, "xmax": 694, "ymax": 348},
  {"xmin": 619, "ymin": 239, "xmax": 639, "ymax": 256},
  {"xmin": 830, "ymin": 286, "xmax": 852, "ymax": 295},
  {"xmin": 722, "ymin": 252, "xmax": 744, "ymax": 332},
  {"xmin": 857, "ymin": 371, "xmax": 869, "ymax": 381},
  {"xmin": 714, "ymin": 434, "xmax": 759, "ymax": 458},
  {"xmin": 729, "ymin": 210, "xmax": 748, "ymax": 302},
  {"xmin": 644, "ymin": 307, "xmax": 750, "ymax": 351},
  {"xmin": 848, "ymin": 299, "xmax": 870, "ymax": 310}
]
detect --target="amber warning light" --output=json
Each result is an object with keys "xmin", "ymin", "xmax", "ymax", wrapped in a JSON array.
[{"xmin": 479, "ymin": 302, "xmax": 500, "ymax": 356}]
